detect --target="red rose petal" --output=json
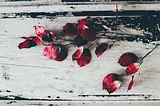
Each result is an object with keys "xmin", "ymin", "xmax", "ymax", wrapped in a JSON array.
[
  {"xmin": 43, "ymin": 44, "xmax": 68, "ymax": 62},
  {"xmin": 35, "ymin": 26, "xmax": 56, "ymax": 42},
  {"xmin": 21, "ymin": 36, "xmax": 42, "ymax": 45},
  {"xmin": 43, "ymin": 45, "xmax": 58, "ymax": 59},
  {"xmin": 78, "ymin": 17, "xmax": 92, "ymax": 26},
  {"xmin": 41, "ymin": 31, "xmax": 56, "ymax": 42},
  {"xmin": 79, "ymin": 28, "xmax": 97, "ymax": 41},
  {"xmin": 126, "ymin": 63, "xmax": 140, "ymax": 75},
  {"xmin": 127, "ymin": 75, "xmax": 134, "ymax": 91},
  {"xmin": 63, "ymin": 23, "xmax": 77, "ymax": 36},
  {"xmin": 103, "ymin": 73, "xmax": 121, "ymax": 94},
  {"xmin": 72, "ymin": 47, "xmax": 83, "ymax": 61},
  {"xmin": 118, "ymin": 52, "xmax": 138, "ymax": 67},
  {"xmin": 77, "ymin": 24, "xmax": 89, "ymax": 31},
  {"xmin": 95, "ymin": 43, "xmax": 108, "ymax": 57},
  {"xmin": 77, "ymin": 55, "xmax": 92, "ymax": 67},
  {"xmin": 18, "ymin": 39, "xmax": 37, "ymax": 49},
  {"xmin": 75, "ymin": 48, "xmax": 92, "ymax": 67},
  {"xmin": 35, "ymin": 26, "xmax": 47, "ymax": 38},
  {"xmin": 49, "ymin": 31, "xmax": 56, "ymax": 41}
]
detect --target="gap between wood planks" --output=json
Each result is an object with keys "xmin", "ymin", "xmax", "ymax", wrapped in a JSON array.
[{"xmin": 0, "ymin": 94, "xmax": 159, "ymax": 101}]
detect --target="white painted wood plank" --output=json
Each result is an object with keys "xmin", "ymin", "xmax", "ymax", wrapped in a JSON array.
[
  {"xmin": 0, "ymin": 2, "xmax": 160, "ymax": 14},
  {"xmin": 0, "ymin": 17, "xmax": 160, "ymax": 100},
  {"xmin": 1, "ymin": 101, "xmax": 160, "ymax": 106}
]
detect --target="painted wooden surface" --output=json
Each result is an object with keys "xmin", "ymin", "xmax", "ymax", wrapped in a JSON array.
[{"xmin": 0, "ymin": 0, "xmax": 160, "ymax": 105}]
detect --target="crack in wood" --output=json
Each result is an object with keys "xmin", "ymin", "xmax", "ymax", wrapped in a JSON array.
[{"xmin": 0, "ymin": 63, "xmax": 56, "ymax": 69}]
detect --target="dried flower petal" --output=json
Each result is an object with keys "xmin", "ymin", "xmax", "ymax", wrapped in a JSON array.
[
  {"xmin": 78, "ymin": 17, "xmax": 92, "ymax": 26},
  {"xmin": 72, "ymin": 47, "xmax": 83, "ymax": 61},
  {"xmin": 21, "ymin": 36, "xmax": 42, "ymax": 45},
  {"xmin": 103, "ymin": 73, "xmax": 121, "ymax": 94},
  {"xmin": 79, "ymin": 28, "xmax": 97, "ymax": 41},
  {"xmin": 78, "ymin": 49, "xmax": 92, "ymax": 66},
  {"xmin": 42, "ymin": 31, "xmax": 56, "ymax": 42},
  {"xmin": 73, "ymin": 36, "xmax": 88, "ymax": 47},
  {"xmin": 127, "ymin": 75, "xmax": 134, "ymax": 91},
  {"xmin": 95, "ymin": 43, "xmax": 108, "ymax": 57},
  {"xmin": 35, "ymin": 26, "xmax": 56, "ymax": 42},
  {"xmin": 118, "ymin": 52, "xmax": 138, "ymax": 67},
  {"xmin": 63, "ymin": 23, "xmax": 77, "ymax": 36},
  {"xmin": 73, "ymin": 48, "xmax": 92, "ymax": 67},
  {"xmin": 35, "ymin": 26, "xmax": 47, "ymax": 37},
  {"xmin": 126, "ymin": 63, "xmax": 140, "ymax": 75},
  {"xmin": 18, "ymin": 40, "xmax": 37, "ymax": 49},
  {"xmin": 43, "ymin": 44, "xmax": 68, "ymax": 61}
]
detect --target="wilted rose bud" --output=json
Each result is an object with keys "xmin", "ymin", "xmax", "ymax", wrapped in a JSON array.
[
  {"xmin": 126, "ymin": 63, "xmax": 140, "ymax": 75},
  {"xmin": 103, "ymin": 73, "xmax": 121, "ymax": 94}
]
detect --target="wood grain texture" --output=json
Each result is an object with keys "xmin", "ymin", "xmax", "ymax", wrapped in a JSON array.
[
  {"xmin": 0, "ymin": 1, "xmax": 160, "ymax": 105},
  {"xmin": 0, "ymin": 17, "xmax": 160, "ymax": 100}
]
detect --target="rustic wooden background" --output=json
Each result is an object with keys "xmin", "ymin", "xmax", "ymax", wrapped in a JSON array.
[{"xmin": 0, "ymin": 0, "xmax": 160, "ymax": 106}]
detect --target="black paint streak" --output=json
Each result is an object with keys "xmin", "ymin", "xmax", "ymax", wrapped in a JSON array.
[
  {"xmin": 72, "ymin": 10, "xmax": 160, "ymax": 16},
  {"xmin": 6, "ymin": 90, "xmax": 11, "ymax": 93},
  {"xmin": 1, "ymin": 10, "xmax": 160, "ymax": 19},
  {"xmin": 0, "ymin": 95, "xmax": 71, "ymax": 101},
  {"xmin": 0, "ymin": 95, "xmax": 160, "ymax": 102},
  {"xmin": 7, "ymin": 101, "xmax": 16, "ymax": 104},
  {"xmin": 61, "ymin": 0, "xmax": 89, "ymax": 2},
  {"xmin": 78, "ymin": 94, "xmax": 151, "ymax": 97}
]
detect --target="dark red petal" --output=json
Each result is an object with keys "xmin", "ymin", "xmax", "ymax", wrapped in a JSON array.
[
  {"xmin": 77, "ymin": 24, "xmax": 89, "ymax": 31},
  {"xmin": 35, "ymin": 26, "xmax": 47, "ymax": 38},
  {"xmin": 73, "ymin": 35, "xmax": 89, "ymax": 47},
  {"xmin": 127, "ymin": 75, "xmax": 134, "ymax": 91},
  {"xmin": 43, "ymin": 44, "xmax": 68, "ymax": 62},
  {"xmin": 31, "ymin": 36, "xmax": 42, "ymax": 45},
  {"xmin": 76, "ymin": 49, "xmax": 92, "ymax": 67},
  {"xmin": 21, "ymin": 36, "xmax": 42, "ymax": 45},
  {"xmin": 103, "ymin": 73, "xmax": 121, "ymax": 94},
  {"xmin": 49, "ymin": 31, "xmax": 56, "ymax": 41},
  {"xmin": 63, "ymin": 23, "xmax": 77, "ymax": 36},
  {"xmin": 95, "ymin": 43, "xmax": 108, "ymax": 57},
  {"xmin": 126, "ymin": 63, "xmax": 140, "ymax": 75},
  {"xmin": 42, "ymin": 31, "xmax": 56, "ymax": 42},
  {"xmin": 55, "ymin": 44, "xmax": 68, "ymax": 62},
  {"xmin": 72, "ymin": 47, "xmax": 83, "ymax": 61},
  {"xmin": 18, "ymin": 39, "xmax": 37, "ymax": 49},
  {"xmin": 77, "ymin": 55, "xmax": 92, "ymax": 67},
  {"xmin": 79, "ymin": 28, "xmax": 97, "ymax": 41},
  {"xmin": 78, "ymin": 17, "xmax": 92, "ymax": 26},
  {"xmin": 118, "ymin": 52, "xmax": 138, "ymax": 67}
]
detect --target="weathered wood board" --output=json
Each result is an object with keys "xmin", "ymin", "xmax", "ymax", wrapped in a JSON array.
[{"xmin": 0, "ymin": 0, "xmax": 160, "ymax": 105}]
